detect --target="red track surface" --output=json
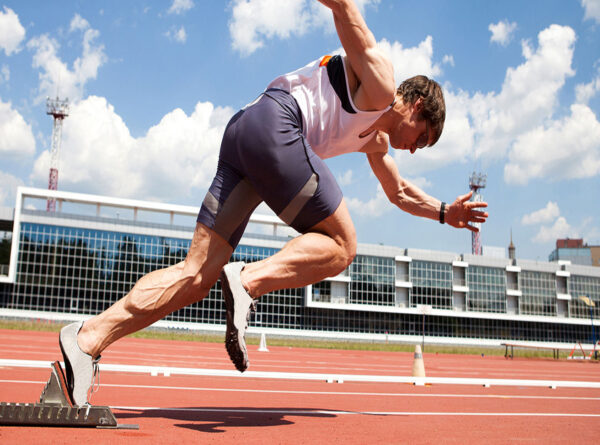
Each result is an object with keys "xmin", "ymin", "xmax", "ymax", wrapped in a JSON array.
[{"xmin": 1, "ymin": 329, "xmax": 599, "ymax": 444}]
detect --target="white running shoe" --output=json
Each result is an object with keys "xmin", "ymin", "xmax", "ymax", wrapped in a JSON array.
[
  {"xmin": 221, "ymin": 262, "xmax": 256, "ymax": 372},
  {"xmin": 59, "ymin": 321, "xmax": 101, "ymax": 406}
]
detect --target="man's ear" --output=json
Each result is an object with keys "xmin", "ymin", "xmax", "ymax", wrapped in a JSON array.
[{"xmin": 413, "ymin": 97, "xmax": 424, "ymax": 113}]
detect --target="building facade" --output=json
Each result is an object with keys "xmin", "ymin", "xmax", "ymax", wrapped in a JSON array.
[
  {"xmin": 1, "ymin": 188, "xmax": 599, "ymax": 347},
  {"xmin": 549, "ymin": 238, "xmax": 600, "ymax": 267}
]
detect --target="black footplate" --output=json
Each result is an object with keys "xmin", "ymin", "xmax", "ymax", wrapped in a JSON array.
[{"xmin": 0, "ymin": 361, "xmax": 138, "ymax": 429}]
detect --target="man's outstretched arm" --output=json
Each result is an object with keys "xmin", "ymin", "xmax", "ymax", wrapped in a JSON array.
[
  {"xmin": 317, "ymin": 0, "xmax": 395, "ymax": 109},
  {"xmin": 366, "ymin": 146, "xmax": 489, "ymax": 232}
]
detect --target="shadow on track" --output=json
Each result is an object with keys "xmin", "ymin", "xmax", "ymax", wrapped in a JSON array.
[{"xmin": 114, "ymin": 406, "xmax": 338, "ymax": 433}]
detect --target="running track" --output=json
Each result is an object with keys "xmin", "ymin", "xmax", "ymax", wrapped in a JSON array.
[{"xmin": 0, "ymin": 329, "xmax": 599, "ymax": 444}]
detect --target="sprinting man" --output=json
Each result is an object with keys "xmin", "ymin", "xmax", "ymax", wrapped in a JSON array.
[{"xmin": 59, "ymin": 0, "xmax": 488, "ymax": 406}]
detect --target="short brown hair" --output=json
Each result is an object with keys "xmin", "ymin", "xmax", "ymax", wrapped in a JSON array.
[{"xmin": 396, "ymin": 75, "xmax": 445, "ymax": 146}]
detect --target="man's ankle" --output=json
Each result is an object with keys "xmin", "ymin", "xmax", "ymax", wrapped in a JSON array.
[
  {"xmin": 240, "ymin": 269, "xmax": 257, "ymax": 299},
  {"xmin": 77, "ymin": 322, "xmax": 98, "ymax": 358}
]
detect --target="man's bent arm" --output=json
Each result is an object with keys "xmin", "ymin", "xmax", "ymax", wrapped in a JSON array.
[
  {"xmin": 367, "ymin": 149, "xmax": 441, "ymax": 220},
  {"xmin": 366, "ymin": 146, "xmax": 489, "ymax": 231}
]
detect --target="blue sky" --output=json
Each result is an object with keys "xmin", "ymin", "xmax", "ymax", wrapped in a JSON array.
[{"xmin": 1, "ymin": 0, "xmax": 599, "ymax": 261}]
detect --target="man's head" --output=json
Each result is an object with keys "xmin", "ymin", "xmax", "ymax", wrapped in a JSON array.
[{"xmin": 396, "ymin": 75, "xmax": 445, "ymax": 147}]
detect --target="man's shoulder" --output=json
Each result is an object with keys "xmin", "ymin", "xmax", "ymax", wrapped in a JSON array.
[
  {"xmin": 345, "ymin": 50, "xmax": 395, "ymax": 111},
  {"xmin": 359, "ymin": 131, "xmax": 389, "ymax": 154}
]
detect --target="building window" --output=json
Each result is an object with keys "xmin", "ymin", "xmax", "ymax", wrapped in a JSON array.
[
  {"xmin": 409, "ymin": 260, "xmax": 453, "ymax": 310},
  {"xmin": 348, "ymin": 255, "xmax": 395, "ymax": 306},
  {"xmin": 519, "ymin": 270, "xmax": 556, "ymax": 316},
  {"xmin": 466, "ymin": 265, "xmax": 506, "ymax": 313},
  {"xmin": 568, "ymin": 275, "xmax": 600, "ymax": 319},
  {"xmin": 312, "ymin": 281, "xmax": 331, "ymax": 303}
]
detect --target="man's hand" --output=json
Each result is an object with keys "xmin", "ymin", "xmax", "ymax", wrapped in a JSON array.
[{"xmin": 445, "ymin": 191, "xmax": 488, "ymax": 232}]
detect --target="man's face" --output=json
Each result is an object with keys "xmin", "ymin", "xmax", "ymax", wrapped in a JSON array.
[{"xmin": 388, "ymin": 97, "xmax": 430, "ymax": 154}]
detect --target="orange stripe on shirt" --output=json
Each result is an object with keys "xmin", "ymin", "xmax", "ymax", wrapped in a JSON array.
[{"xmin": 319, "ymin": 55, "xmax": 332, "ymax": 67}]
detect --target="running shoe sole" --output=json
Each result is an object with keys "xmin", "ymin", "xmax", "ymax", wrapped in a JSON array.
[{"xmin": 221, "ymin": 262, "xmax": 255, "ymax": 372}]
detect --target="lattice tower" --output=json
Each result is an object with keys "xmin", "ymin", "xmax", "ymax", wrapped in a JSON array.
[
  {"xmin": 46, "ymin": 97, "xmax": 69, "ymax": 212},
  {"xmin": 469, "ymin": 171, "xmax": 487, "ymax": 255}
]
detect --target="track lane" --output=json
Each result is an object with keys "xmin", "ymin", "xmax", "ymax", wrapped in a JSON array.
[{"xmin": 1, "ymin": 329, "xmax": 599, "ymax": 443}]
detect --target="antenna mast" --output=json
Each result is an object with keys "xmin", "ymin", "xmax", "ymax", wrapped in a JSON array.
[
  {"xmin": 469, "ymin": 171, "xmax": 487, "ymax": 255},
  {"xmin": 46, "ymin": 96, "xmax": 69, "ymax": 212}
]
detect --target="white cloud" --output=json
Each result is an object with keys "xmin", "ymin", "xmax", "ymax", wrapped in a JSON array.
[
  {"xmin": 575, "ymin": 69, "xmax": 600, "ymax": 104},
  {"xmin": 0, "ymin": 98, "xmax": 36, "ymax": 158},
  {"xmin": 168, "ymin": 0, "xmax": 194, "ymax": 15},
  {"xmin": 521, "ymin": 201, "xmax": 560, "ymax": 225},
  {"xmin": 346, "ymin": 184, "xmax": 391, "ymax": 217},
  {"xmin": 229, "ymin": 0, "xmax": 378, "ymax": 56},
  {"xmin": 165, "ymin": 26, "xmax": 187, "ymax": 43},
  {"xmin": 520, "ymin": 201, "xmax": 578, "ymax": 244},
  {"xmin": 0, "ymin": 65, "xmax": 9, "ymax": 84},
  {"xmin": 31, "ymin": 96, "xmax": 234, "ymax": 202},
  {"xmin": 442, "ymin": 54, "xmax": 455, "ymax": 67},
  {"xmin": 27, "ymin": 14, "xmax": 107, "ymax": 102},
  {"xmin": 374, "ymin": 24, "xmax": 578, "ymax": 182},
  {"xmin": 581, "ymin": 217, "xmax": 600, "ymax": 243},
  {"xmin": 504, "ymin": 104, "xmax": 600, "ymax": 184},
  {"xmin": 230, "ymin": 0, "xmax": 310, "ymax": 56},
  {"xmin": 522, "ymin": 202, "xmax": 597, "ymax": 245},
  {"xmin": 404, "ymin": 176, "xmax": 432, "ymax": 190},
  {"xmin": 489, "ymin": 20, "xmax": 517, "ymax": 46},
  {"xmin": 533, "ymin": 216, "xmax": 575, "ymax": 243},
  {"xmin": 378, "ymin": 36, "xmax": 442, "ymax": 83},
  {"xmin": 582, "ymin": 0, "xmax": 600, "ymax": 24},
  {"xmin": 0, "ymin": 170, "xmax": 24, "ymax": 206},
  {"xmin": 26, "ymin": 13, "xmax": 233, "ymax": 204},
  {"xmin": 69, "ymin": 13, "xmax": 89, "ymax": 32},
  {"xmin": 337, "ymin": 169, "xmax": 353, "ymax": 186},
  {"xmin": 475, "ymin": 25, "xmax": 576, "ymax": 161},
  {"xmin": 0, "ymin": 7, "xmax": 25, "ymax": 56}
]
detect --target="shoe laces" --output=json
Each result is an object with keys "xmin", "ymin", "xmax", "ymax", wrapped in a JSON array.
[
  {"xmin": 87, "ymin": 355, "xmax": 101, "ymax": 403},
  {"xmin": 246, "ymin": 299, "xmax": 257, "ymax": 325}
]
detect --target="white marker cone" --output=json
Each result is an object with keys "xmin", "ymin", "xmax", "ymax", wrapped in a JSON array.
[
  {"xmin": 258, "ymin": 332, "xmax": 269, "ymax": 352},
  {"xmin": 412, "ymin": 344, "xmax": 426, "ymax": 378}
]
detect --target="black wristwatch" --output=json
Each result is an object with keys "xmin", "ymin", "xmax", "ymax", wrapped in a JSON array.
[{"xmin": 439, "ymin": 202, "xmax": 446, "ymax": 224}]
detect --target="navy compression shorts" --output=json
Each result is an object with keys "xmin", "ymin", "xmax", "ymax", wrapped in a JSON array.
[{"xmin": 197, "ymin": 88, "xmax": 343, "ymax": 248}]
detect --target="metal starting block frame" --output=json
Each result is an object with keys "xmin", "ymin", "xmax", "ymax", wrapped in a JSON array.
[{"xmin": 0, "ymin": 361, "xmax": 138, "ymax": 429}]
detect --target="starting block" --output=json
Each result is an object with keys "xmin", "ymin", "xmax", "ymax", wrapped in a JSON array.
[{"xmin": 0, "ymin": 361, "xmax": 138, "ymax": 429}]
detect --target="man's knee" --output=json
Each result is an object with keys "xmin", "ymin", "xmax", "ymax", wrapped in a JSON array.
[
  {"xmin": 189, "ymin": 272, "xmax": 219, "ymax": 299},
  {"xmin": 324, "ymin": 226, "xmax": 356, "ymax": 276},
  {"xmin": 175, "ymin": 265, "xmax": 221, "ymax": 306},
  {"xmin": 345, "ymin": 235, "xmax": 357, "ymax": 266},
  {"xmin": 338, "ymin": 231, "xmax": 357, "ymax": 270},
  {"xmin": 310, "ymin": 199, "xmax": 357, "ymax": 272}
]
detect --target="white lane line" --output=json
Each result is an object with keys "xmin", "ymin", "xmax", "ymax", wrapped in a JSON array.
[
  {"xmin": 111, "ymin": 406, "xmax": 600, "ymax": 417},
  {"xmin": 2, "ymin": 359, "xmax": 600, "ymax": 388},
  {"xmin": 0, "ymin": 348, "xmax": 409, "ymax": 372},
  {"xmin": 2, "ymin": 379, "xmax": 600, "ymax": 401},
  {"xmin": 2, "ymin": 347, "xmax": 597, "ymax": 379}
]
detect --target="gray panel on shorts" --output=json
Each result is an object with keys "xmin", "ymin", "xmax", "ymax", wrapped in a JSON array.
[
  {"xmin": 278, "ymin": 173, "xmax": 318, "ymax": 225},
  {"xmin": 213, "ymin": 179, "xmax": 262, "ymax": 243}
]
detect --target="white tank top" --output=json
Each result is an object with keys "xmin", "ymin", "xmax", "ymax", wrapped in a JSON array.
[{"xmin": 267, "ymin": 55, "xmax": 391, "ymax": 159}]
